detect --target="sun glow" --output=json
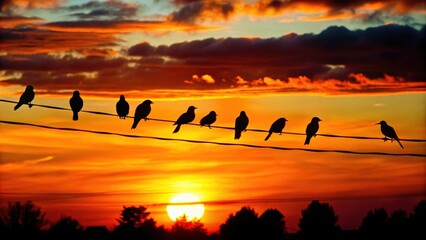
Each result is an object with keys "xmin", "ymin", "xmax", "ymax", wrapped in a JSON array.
[{"xmin": 166, "ymin": 193, "xmax": 205, "ymax": 221}]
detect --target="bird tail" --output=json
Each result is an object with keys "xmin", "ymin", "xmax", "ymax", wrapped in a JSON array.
[
  {"xmin": 14, "ymin": 103, "xmax": 22, "ymax": 111},
  {"xmin": 173, "ymin": 124, "xmax": 181, "ymax": 133},
  {"xmin": 265, "ymin": 132, "xmax": 272, "ymax": 141},
  {"xmin": 131, "ymin": 119, "xmax": 141, "ymax": 129},
  {"xmin": 235, "ymin": 130, "xmax": 241, "ymax": 140},
  {"xmin": 396, "ymin": 140, "xmax": 404, "ymax": 149},
  {"xmin": 304, "ymin": 136, "xmax": 311, "ymax": 145},
  {"xmin": 73, "ymin": 112, "xmax": 78, "ymax": 121}
]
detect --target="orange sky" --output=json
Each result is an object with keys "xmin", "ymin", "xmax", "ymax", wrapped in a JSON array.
[{"xmin": 1, "ymin": 92, "xmax": 425, "ymax": 232}]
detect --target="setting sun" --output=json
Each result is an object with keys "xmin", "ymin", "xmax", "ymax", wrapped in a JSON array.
[{"xmin": 167, "ymin": 193, "xmax": 205, "ymax": 221}]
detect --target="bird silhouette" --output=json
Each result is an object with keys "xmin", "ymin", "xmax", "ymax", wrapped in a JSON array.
[
  {"xmin": 131, "ymin": 100, "xmax": 153, "ymax": 129},
  {"xmin": 304, "ymin": 117, "xmax": 321, "ymax": 145},
  {"xmin": 14, "ymin": 85, "xmax": 35, "ymax": 110},
  {"xmin": 69, "ymin": 90, "xmax": 83, "ymax": 121},
  {"xmin": 200, "ymin": 111, "xmax": 217, "ymax": 128},
  {"xmin": 173, "ymin": 106, "xmax": 196, "ymax": 133},
  {"xmin": 116, "ymin": 95, "xmax": 130, "ymax": 119},
  {"xmin": 377, "ymin": 120, "xmax": 404, "ymax": 149},
  {"xmin": 265, "ymin": 118, "xmax": 287, "ymax": 141},
  {"xmin": 235, "ymin": 111, "xmax": 249, "ymax": 140}
]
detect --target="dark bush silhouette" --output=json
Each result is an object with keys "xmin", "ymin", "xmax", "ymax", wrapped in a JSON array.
[
  {"xmin": 220, "ymin": 206, "xmax": 260, "ymax": 240},
  {"xmin": 169, "ymin": 215, "xmax": 208, "ymax": 240},
  {"xmin": 409, "ymin": 200, "xmax": 426, "ymax": 240},
  {"xmin": 46, "ymin": 215, "xmax": 84, "ymax": 240},
  {"xmin": 259, "ymin": 208, "xmax": 288, "ymax": 240},
  {"xmin": 359, "ymin": 207, "xmax": 388, "ymax": 240},
  {"xmin": 298, "ymin": 200, "xmax": 340, "ymax": 240},
  {"xmin": 387, "ymin": 209, "xmax": 409, "ymax": 240},
  {"xmin": 0, "ymin": 201, "xmax": 47, "ymax": 240}
]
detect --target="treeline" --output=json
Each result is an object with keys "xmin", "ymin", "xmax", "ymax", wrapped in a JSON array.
[{"xmin": 0, "ymin": 200, "xmax": 425, "ymax": 240}]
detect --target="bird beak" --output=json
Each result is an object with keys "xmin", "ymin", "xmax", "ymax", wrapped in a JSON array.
[
  {"xmin": 319, "ymin": 119, "xmax": 322, "ymax": 121},
  {"xmin": 375, "ymin": 122, "xmax": 380, "ymax": 125}
]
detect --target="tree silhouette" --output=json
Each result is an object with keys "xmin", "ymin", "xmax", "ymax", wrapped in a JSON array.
[
  {"xmin": 409, "ymin": 200, "xmax": 426, "ymax": 240},
  {"xmin": 298, "ymin": 200, "xmax": 340, "ymax": 240},
  {"xmin": 0, "ymin": 201, "xmax": 47, "ymax": 240},
  {"xmin": 259, "ymin": 208, "xmax": 287, "ymax": 240},
  {"xmin": 139, "ymin": 218, "xmax": 168, "ymax": 240},
  {"xmin": 220, "ymin": 206, "xmax": 260, "ymax": 240},
  {"xmin": 116, "ymin": 205, "xmax": 150, "ymax": 227},
  {"xmin": 359, "ymin": 207, "xmax": 388, "ymax": 240},
  {"xmin": 111, "ymin": 205, "xmax": 151, "ymax": 240},
  {"xmin": 46, "ymin": 215, "xmax": 84, "ymax": 240},
  {"xmin": 170, "ymin": 215, "xmax": 208, "ymax": 240}
]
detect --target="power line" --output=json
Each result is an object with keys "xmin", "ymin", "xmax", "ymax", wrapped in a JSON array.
[
  {"xmin": 1, "ymin": 99, "xmax": 425, "ymax": 143},
  {"xmin": 153, "ymin": 192, "xmax": 426, "ymax": 207},
  {"xmin": 1, "ymin": 120, "xmax": 425, "ymax": 157}
]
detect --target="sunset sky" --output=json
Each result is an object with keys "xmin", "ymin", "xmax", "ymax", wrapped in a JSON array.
[{"xmin": 0, "ymin": 0, "xmax": 425, "ymax": 233}]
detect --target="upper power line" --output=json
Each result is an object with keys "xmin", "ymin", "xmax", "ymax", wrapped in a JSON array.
[{"xmin": 1, "ymin": 99, "xmax": 425, "ymax": 143}]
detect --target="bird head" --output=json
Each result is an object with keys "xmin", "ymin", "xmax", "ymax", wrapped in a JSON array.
[
  {"xmin": 282, "ymin": 118, "xmax": 288, "ymax": 122},
  {"xmin": 376, "ymin": 120, "xmax": 386, "ymax": 125},
  {"xmin": 73, "ymin": 90, "xmax": 80, "ymax": 96},
  {"xmin": 143, "ymin": 99, "xmax": 153, "ymax": 105},
  {"xmin": 188, "ymin": 106, "xmax": 197, "ymax": 111},
  {"xmin": 26, "ymin": 85, "xmax": 34, "ymax": 91},
  {"xmin": 312, "ymin": 117, "xmax": 322, "ymax": 122},
  {"xmin": 210, "ymin": 111, "xmax": 218, "ymax": 116},
  {"xmin": 240, "ymin": 111, "xmax": 246, "ymax": 116},
  {"xmin": 119, "ymin": 95, "xmax": 125, "ymax": 100}
]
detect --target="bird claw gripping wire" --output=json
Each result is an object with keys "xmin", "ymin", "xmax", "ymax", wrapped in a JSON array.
[
  {"xmin": 29, "ymin": 103, "xmax": 33, "ymax": 108},
  {"xmin": 383, "ymin": 137, "xmax": 390, "ymax": 142}
]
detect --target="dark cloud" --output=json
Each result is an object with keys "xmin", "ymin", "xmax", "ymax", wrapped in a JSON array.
[
  {"xmin": 0, "ymin": 16, "xmax": 43, "ymax": 28},
  {"xmin": 1, "ymin": 23, "xmax": 424, "ymax": 95},
  {"xmin": 0, "ymin": 27, "xmax": 118, "ymax": 55},
  {"xmin": 65, "ymin": 0, "xmax": 140, "ymax": 20},
  {"xmin": 129, "ymin": 24, "xmax": 426, "ymax": 81},
  {"xmin": 169, "ymin": 0, "xmax": 235, "ymax": 22}
]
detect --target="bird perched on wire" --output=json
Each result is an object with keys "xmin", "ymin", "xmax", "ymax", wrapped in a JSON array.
[
  {"xmin": 131, "ymin": 100, "xmax": 153, "ymax": 129},
  {"xmin": 265, "ymin": 118, "xmax": 287, "ymax": 141},
  {"xmin": 376, "ymin": 120, "xmax": 404, "ymax": 149},
  {"xmin": 235, "ymin": 111, "xmax": 249, "ymax": 140},
  {"xmin": 116, "ymin": 95, "xmax": 130, "ymax": 119},
  {"xmin": 173, "ymin": 106, "xmax": 196, "ymax": 133},
  {"xmin": 69, "ymin": 90, "xmax": 83, "ymax": 121},
  {"xmin": 14, "ymin": 85, "xmax": 35, "ymax": 111},
  {"xmin": 304, "ymin": 117, "xmax": 321, "ymax": 145},
  {"xmin": 200, "ymin": 111, "xmax": 217, "ymax": 128}
]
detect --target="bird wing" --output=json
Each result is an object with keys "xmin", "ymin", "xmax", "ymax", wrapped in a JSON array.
[
  {"xmin": 175, "ymin": 112, "xmax": 188, "ymax": 124},
  {"xmin": 387, "ymin": 126, "xmax": 399, "ymax": 140}
]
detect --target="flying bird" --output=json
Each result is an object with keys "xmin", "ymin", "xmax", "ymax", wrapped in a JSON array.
[
  {"xmin": 69, "ymin": 90, "xmax": 83, "ymax": 121},
  {"xmin": 377, "ymin": 120, "xmax": 404, "ymax": 149},
  {"xmin": 235, "ymin": 111, "xmax": 249, "ymax": 140},
  {"xmin": 265, "ymin": 118, "xmax": 288, "ymax": 141},
  {"xmin": 131, "ymin": 100, "xmax": 153, "ymax": 129},
  {"xmin": 304, "ymin": 117, "xmax": 321, "ymax": 145},
  {"xmin": 173, "ymin": 106, "xmax": 196, "ymax": 133},
  {"xmin": 116, "ymin": 95, "xmax": 130, "ymax": 119},
  {"xmin": 200, "ymin": 111, "xmax": 217, "ymax": 128},
  {"xmin": 14, "ymin": 85, "xmax": 35, "ymax": 110}
]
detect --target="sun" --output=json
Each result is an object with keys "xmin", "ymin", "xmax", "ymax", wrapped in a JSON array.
[{"xmin": 167, "ymin": 193, "xmax": 205, "ymax": 221}]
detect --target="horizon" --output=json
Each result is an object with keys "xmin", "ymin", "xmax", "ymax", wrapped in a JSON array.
[{"xmin": 0, "ymin": 0, "xmax": 425, "ymax": 236}]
